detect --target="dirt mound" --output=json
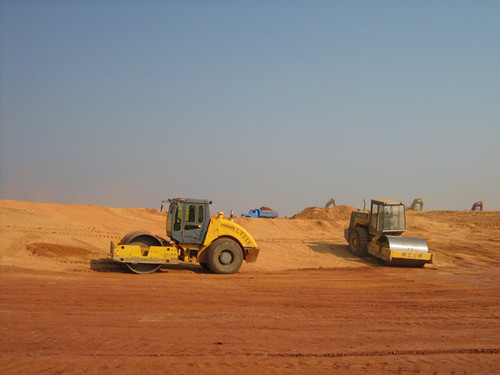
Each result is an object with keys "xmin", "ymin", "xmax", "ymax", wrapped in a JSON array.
[
  {"xmin": 2, "ymin": 199, "xmax": 500, "ymax": 273},
  {"xmin": 292, "ymin": 205, "xmax": 356, "ymax": 221}
]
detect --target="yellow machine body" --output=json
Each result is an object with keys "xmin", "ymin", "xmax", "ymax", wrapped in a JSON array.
[
  {"xmin": 367, "ymin": 237, "xmax": 434, "ymax": 264},
  {"xmin": 110, "ymin": 241, "xmax": 178, "ymax": 264},
  {"xmin": 110, "ymin": 214, "xmax": 259, "ymax": 264},
  {"xmin": 110, "ymin": 198, "xmax": 259, "ymax": 274},
  {"xmin": 345, "ymin": 199, "xmax": 434, "ymax": 267},
  {"xmin": 195, "ymin": 213, "xmax": 259, "ymax": 263}
]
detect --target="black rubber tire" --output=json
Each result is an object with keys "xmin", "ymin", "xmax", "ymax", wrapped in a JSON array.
[
  {"xmin": 349, "ymin": 227, "xmax": 369, "ymax": 256},
  {"xmin": 206, "ymin": 238, "xmax": 243, "ymax": 274},
  {"xmin": 199, "ymin": 262, "xmax": 210, "ymax": 271}
]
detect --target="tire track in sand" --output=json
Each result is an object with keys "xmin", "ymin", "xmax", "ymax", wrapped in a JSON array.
[{"xmin": 69, "ymin": 347, "xmax": 500, "ymax": 358}]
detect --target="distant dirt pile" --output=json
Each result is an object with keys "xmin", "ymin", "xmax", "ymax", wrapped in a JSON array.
[{"xmin": 292, "ymin": 205, "xmax": 356, "ymax": 221}]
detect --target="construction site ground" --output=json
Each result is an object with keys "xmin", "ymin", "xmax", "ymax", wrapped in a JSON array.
[{"xmin": 1, "ymin": 200, "xmax": 499, "ymax": 374}]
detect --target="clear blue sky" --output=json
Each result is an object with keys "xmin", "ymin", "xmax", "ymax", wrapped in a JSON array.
[{"xmin": 1, "ymin": 1, "xmax": 499, "ymax": 216}]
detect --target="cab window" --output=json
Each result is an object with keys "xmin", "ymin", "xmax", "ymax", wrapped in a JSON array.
[
  {"xmin": 370, "ymin": 203, "xmax": 379, "ymax": 231},
  {"xmin": 383, "ymin": 205, "xmax": 405, "ymax": 231},
  {"xmin": 198, "ymin": 205, "xmax": 204, "ymax": 223},
  {"xmin": 186, "ymin": 204, "xmax": 197, "ymax": 223},
  {"xmin": 173, "ymin": 205, "xmax": 183, "ymax": 232},
  {"xmin": 184, "ymin": 204, "xmax": 204, "ymax": 230}
]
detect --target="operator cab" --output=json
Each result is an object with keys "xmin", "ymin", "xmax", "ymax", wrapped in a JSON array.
[
  {"xmin": 369, "ymin": 199, "xmax": 406, "ymax": 235},
  {"xmin": 166, "ymin": 198, "xmax": 212, "ymax": 244}
]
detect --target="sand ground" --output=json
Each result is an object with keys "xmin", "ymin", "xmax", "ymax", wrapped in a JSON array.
[{"xmin": 1, "ymin": 200, "xmax": 499, "ymax": 374}]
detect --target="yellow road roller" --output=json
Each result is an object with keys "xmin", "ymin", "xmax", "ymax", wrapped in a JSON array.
[
  {"xmin": 110, "ymin": 198, "xmax": 259, "ymax": 274},
  {"xmin": 344, "ymin": 199, "xmax": 434, "ymax": 267}
]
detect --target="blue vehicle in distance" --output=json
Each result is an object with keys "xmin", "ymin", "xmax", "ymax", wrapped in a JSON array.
[{"xmin": 242, "ymin": 207, "xmax": 279, "ymax": 218}]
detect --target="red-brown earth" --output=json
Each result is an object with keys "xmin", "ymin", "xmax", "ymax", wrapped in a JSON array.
[{"xmin": 1, "ymin": 200, "xmax": 499, "ymax": 374}]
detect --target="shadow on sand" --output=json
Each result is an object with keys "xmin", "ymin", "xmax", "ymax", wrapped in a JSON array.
[
  {"xmin": 307, "ymin": 242, "xmax": 377, "ymax": 266},
  {"xmin": 89, "ymin": 258, "xmax": 208, "ymax": 274}
]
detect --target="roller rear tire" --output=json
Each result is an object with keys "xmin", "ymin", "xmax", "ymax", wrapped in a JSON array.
[
  {"xmin": 349, "ymin": 227, "xmax": 369, "ymax": 256},
  {"xmin": 206, "ymin": 239, "xmax": 243, "ymax": 274},
  {"xmin": 199, "ymin": 262, "xmax": 210, "ymax": 271}
]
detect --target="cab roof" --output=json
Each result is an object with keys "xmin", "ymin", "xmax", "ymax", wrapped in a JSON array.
[
  {"xmin": 371, "ymin": 199, "xmax": 404, "ymax": 206},
  {"xmin": 167, "ymin": 198, "xmax": 212, "ymax": 204}
]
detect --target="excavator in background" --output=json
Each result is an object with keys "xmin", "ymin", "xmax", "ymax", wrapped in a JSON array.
[
  {"xmin": 407, "ymin": 198, "xmax": 424, "ymax": 211},
  {"xmin": 471, "ymin": 201, "xmax": 484, "ymax": 211},
  {"xmin": 325, "ymin": 197, "xmax": 336, "ymax": 208},
  {"xmin": 110, "ymin": 198, "xmax": 259, "ymax": 274},
  {"xmin": 345, "ymin": 199, "xmax": 434, "ymax": 267}
]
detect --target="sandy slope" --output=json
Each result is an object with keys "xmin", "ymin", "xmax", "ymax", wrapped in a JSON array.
[
  {"xmin": 1, "ymin": 200, "xmax": 500, "ymax": 374},
  {"xmin": 1, "ymin": 200, "xmax": 499, "ymax": 273}
]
